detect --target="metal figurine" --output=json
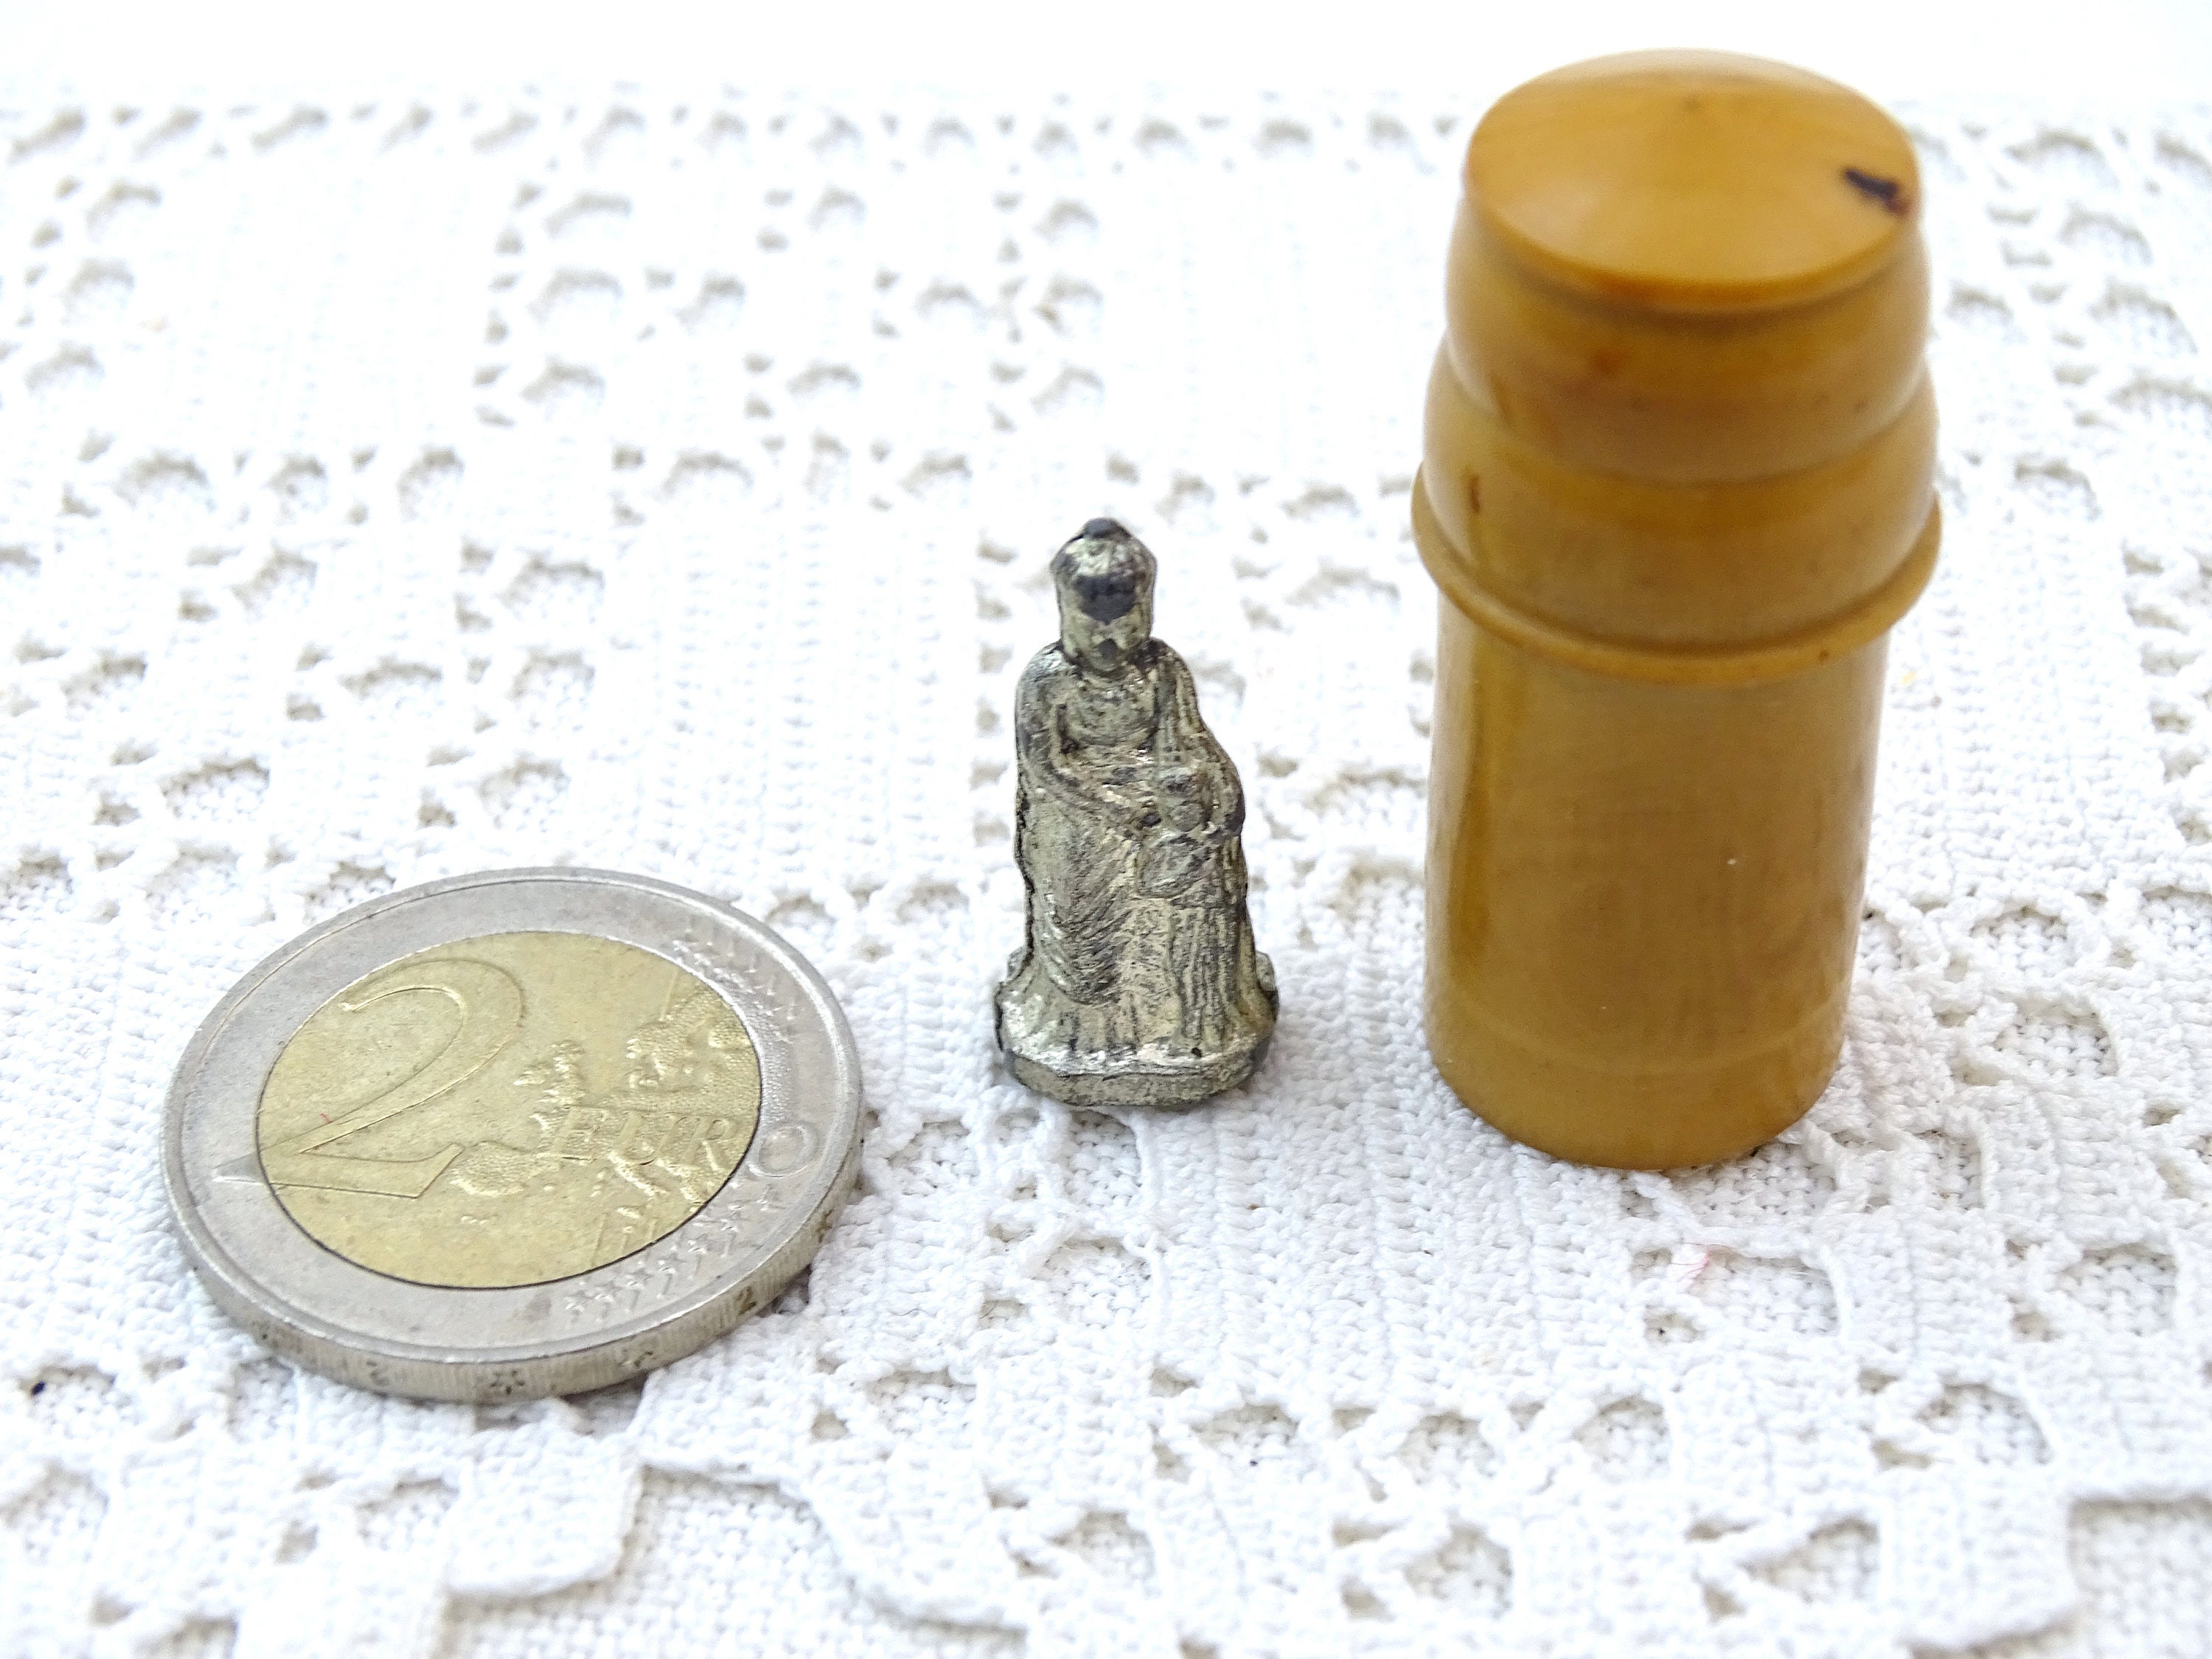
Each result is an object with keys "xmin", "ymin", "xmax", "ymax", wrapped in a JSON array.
[{"xmin": 995, "ymin": 519, "xmax": 1277, "ymax": 1107}]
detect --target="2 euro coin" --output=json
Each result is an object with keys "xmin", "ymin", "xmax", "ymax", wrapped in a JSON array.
[{"xmin": 164, "ymin": 868, "xmax": 861, "ymax": 1401}]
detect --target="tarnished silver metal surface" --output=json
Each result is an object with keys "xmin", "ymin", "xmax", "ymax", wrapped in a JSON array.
[
  {"xmin": 164, "ymin": 868, "xmax": 862, "ymax": 1402},
  {"xmin": 995, "ymin": 519, "xmax": 1278, "ymax": 1107}
]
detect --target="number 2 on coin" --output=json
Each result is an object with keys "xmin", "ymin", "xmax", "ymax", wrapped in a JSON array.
[{"xmin": 261, "ymin": 959, "xmax": 524, "ymax": 1198}]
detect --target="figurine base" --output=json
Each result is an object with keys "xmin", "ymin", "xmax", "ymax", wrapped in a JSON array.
[{"xmin": 1003, "ymin": 1040, "xmax": 1270, "ymax": 1109}]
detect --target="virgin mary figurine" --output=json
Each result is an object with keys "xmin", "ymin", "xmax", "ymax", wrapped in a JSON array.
[{"xmin": 995, "ymin": 519, "xmax": 1277, "ymax": 1106}]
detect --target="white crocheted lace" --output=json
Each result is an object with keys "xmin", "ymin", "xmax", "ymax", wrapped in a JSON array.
[{"xmin": 3, "ymin": 91, "xmax": 2211, "ymax": 1659}]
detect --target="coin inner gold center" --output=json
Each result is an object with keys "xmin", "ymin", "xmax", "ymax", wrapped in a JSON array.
[{"xmin": 257, "ymin": 931, "xmax": 761, "ymax": 1289}]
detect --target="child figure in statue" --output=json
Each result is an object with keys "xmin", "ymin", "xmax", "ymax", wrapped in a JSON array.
[{"xmin": 995, "ymin": 519, "xmax": 1277, "ymax": 1107}]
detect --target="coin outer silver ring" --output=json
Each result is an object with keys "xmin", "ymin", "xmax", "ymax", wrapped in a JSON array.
[{"xmin": 164, "ymin": 867, "xmax": 863, "ymax": 1402}]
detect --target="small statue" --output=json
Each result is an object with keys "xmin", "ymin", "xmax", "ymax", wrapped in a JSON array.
[{"xmin": 995, "ymin": 519, "xmax": 1278, "ymax": 1106}]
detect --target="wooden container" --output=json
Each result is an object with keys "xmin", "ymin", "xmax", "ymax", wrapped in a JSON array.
[{"xmin": 1415, "ymin": 51, "xmax": 1938, "ymax": 1169}]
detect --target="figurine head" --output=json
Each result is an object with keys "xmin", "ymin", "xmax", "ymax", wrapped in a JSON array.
[{"xmin": 1052, "ymin": 518, "xmax": 1155, "ymax": 675}]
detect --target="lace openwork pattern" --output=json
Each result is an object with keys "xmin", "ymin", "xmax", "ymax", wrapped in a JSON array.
[{"xmin": 2, "ymin": 91, "xmax": 2211, "ymax": 1658}]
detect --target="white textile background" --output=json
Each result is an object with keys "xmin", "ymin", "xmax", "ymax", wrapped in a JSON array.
[
  {"xmin": 4, "ymin": 72, "xmax": 2212, "ymax": 1659},
  {"xmin": 8, "ymin": 0, "xmax": 2212, "ymax": 103}
]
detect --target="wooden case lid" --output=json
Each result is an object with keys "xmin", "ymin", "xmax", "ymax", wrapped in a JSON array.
[{"xmin": 1466, "ymin": 49, "xmax": 1921, "ymax": 313}]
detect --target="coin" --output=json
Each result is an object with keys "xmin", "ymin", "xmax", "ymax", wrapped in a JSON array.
[
  {"xmin": 164, "ymin": 868, "xmax": 863, "ymax": 1402},
  {"xmin": 259, "ymin": 930, "xmax": 764, "ymax": 1289}
]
